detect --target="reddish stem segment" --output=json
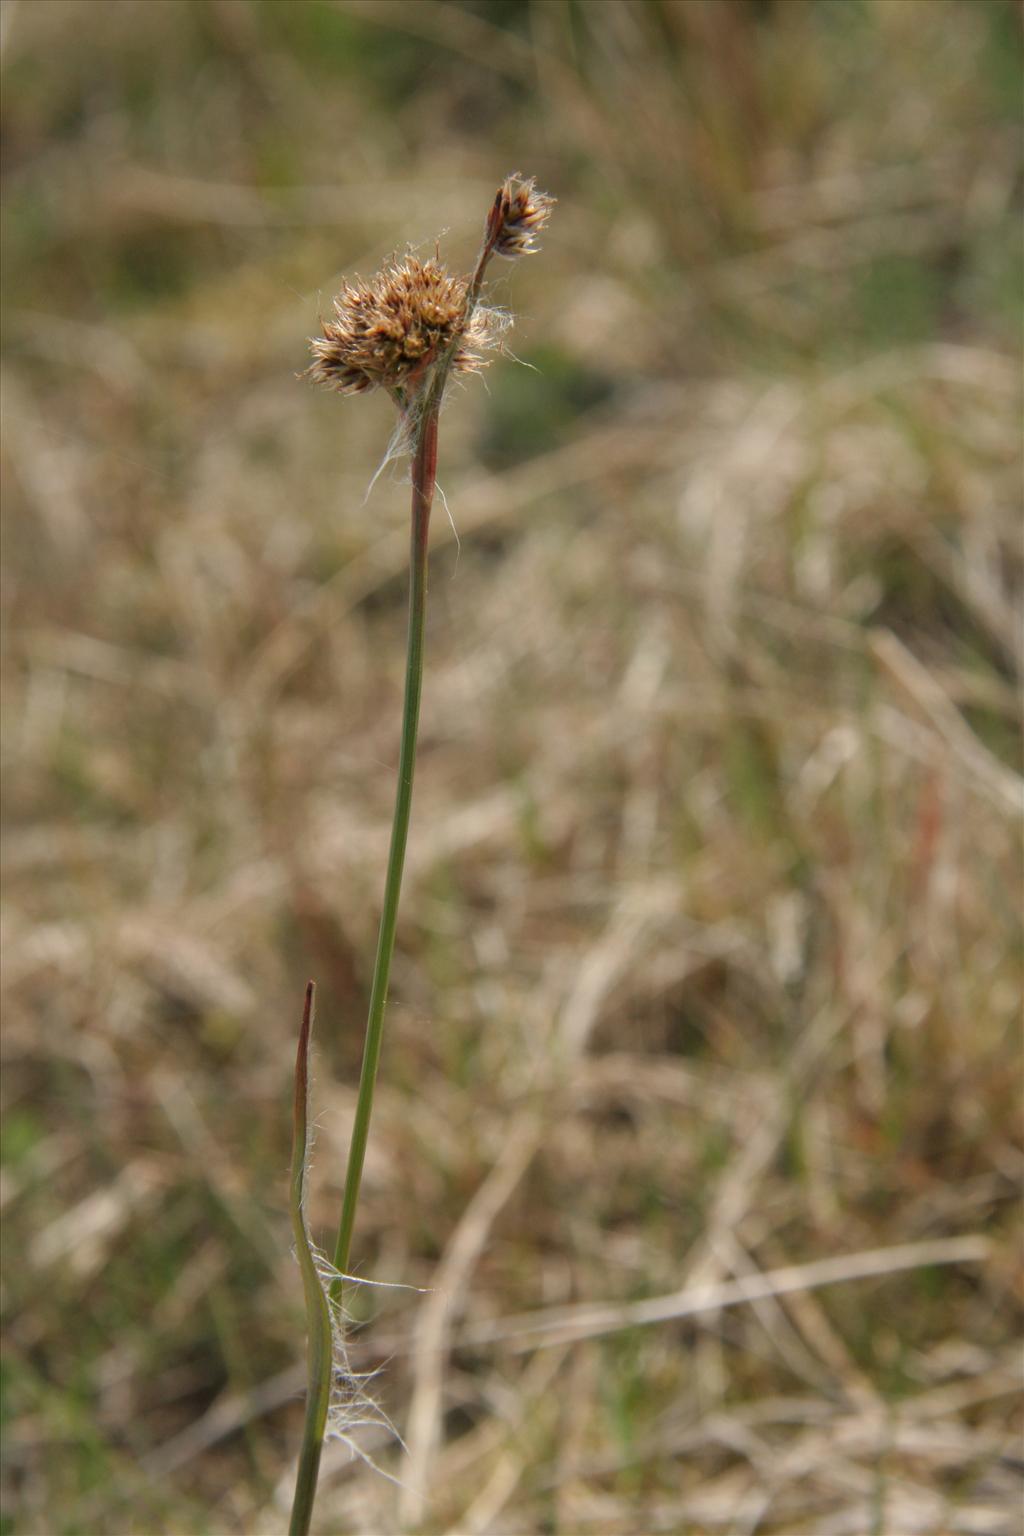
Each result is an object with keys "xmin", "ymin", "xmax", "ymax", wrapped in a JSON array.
[{"xmin": 412, "ymin": 404, "xmax": 438, "ymax": 550}]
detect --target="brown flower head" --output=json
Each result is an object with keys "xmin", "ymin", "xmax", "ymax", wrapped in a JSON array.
[
  {"xmin": 490, "ymin": 174, "xmax": 556, "ymax": 259},
  {"xmin": 308, "ymin": 255, "xmax": 498, "ymax": 398}
]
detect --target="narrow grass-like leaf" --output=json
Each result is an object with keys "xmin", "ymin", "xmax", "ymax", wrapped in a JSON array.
[{"xmin": 288, "ymin": 982, "xmax": 332, "ymax": 1536}]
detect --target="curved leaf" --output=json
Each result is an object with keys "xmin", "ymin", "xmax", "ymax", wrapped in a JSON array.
[{"xmin": 288, "ymin": 982, "xmax": 333, "ymax": 1536}]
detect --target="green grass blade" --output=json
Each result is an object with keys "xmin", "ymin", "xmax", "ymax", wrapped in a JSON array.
[{"xmin": 288, "ymin": 982, "xmax": 333, "ymax": 1536}]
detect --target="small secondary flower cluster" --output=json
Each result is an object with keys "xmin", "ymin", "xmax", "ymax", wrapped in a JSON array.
[
  {"xmin": 489, "ymin": 173, "xmax": 556, "ymax": 259},
  {"xmin": 308, "ymin": 175, "xmax": 554, "ymax": 401}
]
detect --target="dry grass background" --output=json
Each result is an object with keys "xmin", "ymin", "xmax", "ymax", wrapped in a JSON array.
[{"xmin": 2, "ymin": 2, "xmax": 1022, "ymax": 1533}]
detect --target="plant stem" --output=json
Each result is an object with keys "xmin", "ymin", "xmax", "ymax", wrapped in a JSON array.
[
  {"xmin": 330, "ymin": 403, "xmax": 438, "ymax": 1296},
  {"xmin": 289, "ymin": 181, "xmax": 537, "ymax": 1530}
]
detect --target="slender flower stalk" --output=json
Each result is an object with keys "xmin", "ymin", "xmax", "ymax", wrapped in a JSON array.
[
  {"xmin": 288, "ymin": 176, "xmax": 553, "ymax": 1534},
  {"xmin": 329, "ymin": 400, "xmax": 436, "ymax": 1292}
]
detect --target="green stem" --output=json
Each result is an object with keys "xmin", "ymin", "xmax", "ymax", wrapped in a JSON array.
[{"xmin": 330, "ymin": 403, "xmax": 438, "ymax": 1294}]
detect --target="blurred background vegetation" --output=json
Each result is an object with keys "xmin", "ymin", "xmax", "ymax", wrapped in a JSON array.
[{"xmin": 1, "ymin": 2, "xmax": 1021, "ymax": 1533}]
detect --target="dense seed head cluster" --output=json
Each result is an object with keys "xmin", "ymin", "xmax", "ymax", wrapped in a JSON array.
[
  {"xmin": 308, "ymin": 256, "xmax": 498, "ymax": 397},
  {"xmin": 492, "ymin": 174, "xmax": 555, "ymax": 258}
]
